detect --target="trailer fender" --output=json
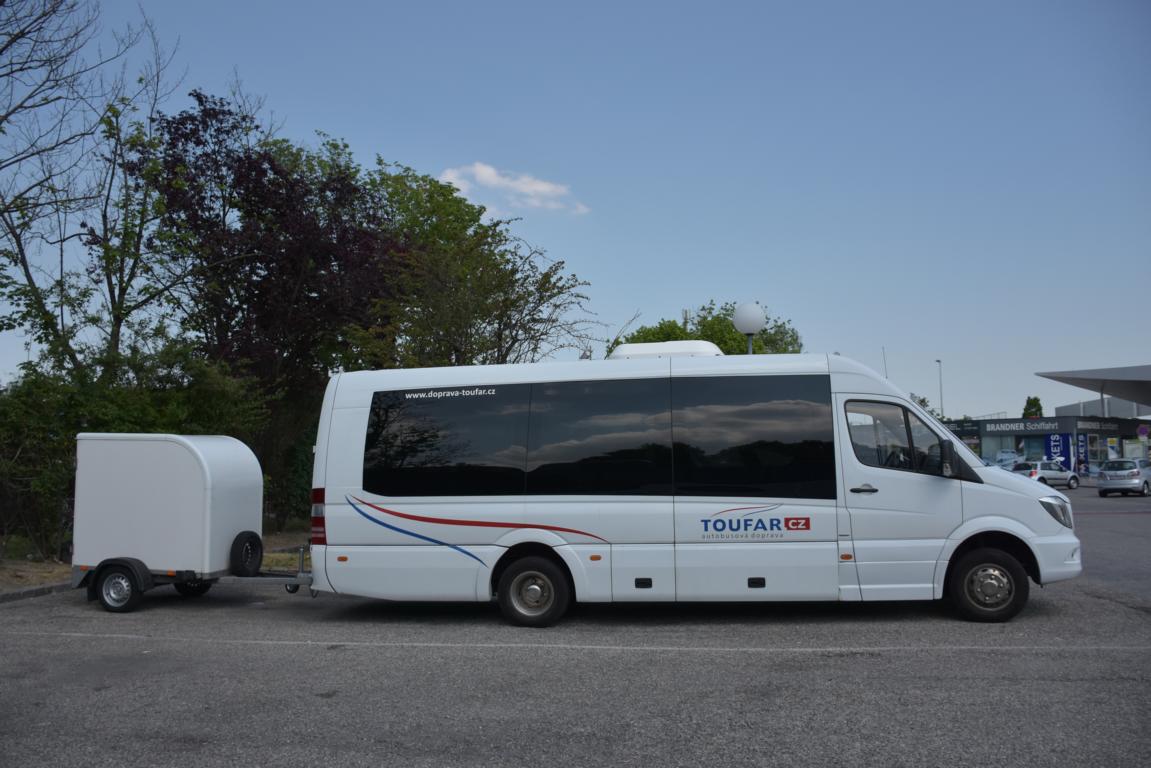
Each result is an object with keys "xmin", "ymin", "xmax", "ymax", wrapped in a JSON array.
[{"xmin": 87, "ymin": 558, "xmax": 154, "ymax": 601}]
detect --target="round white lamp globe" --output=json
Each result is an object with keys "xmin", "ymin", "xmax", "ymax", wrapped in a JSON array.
[
  {"xmin": 733, "ymin": 301, "xmax": 766, "ymax": 335},
  {"xmin": 732, "ymin": 301, "xmax": 766, "ymax": 355}
]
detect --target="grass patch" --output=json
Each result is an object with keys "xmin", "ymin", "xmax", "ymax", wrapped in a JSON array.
[
  {"xmin": 1, "ymin": 530, "xmax": 312, "ymax": 592},
  {"xmin": 262, "ymin": 550, "xmax": 311, "ymax": 571},
  {"xmin": 0, "ymin": 559, "xmax": 70, "ymax": 592}
]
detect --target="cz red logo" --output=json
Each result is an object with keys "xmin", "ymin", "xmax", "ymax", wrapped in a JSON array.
[{"xmin": 784, "ymin": 517, "xmax": 811, "ymax": 531}]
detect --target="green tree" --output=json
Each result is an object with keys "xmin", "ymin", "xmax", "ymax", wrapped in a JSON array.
[
  {"xmin": 144, "ymin": 95, "xmax": 594, "ymax": 526},
  {"xmin": 0, "ymin": 79, "xmax": 596, "ymax": 545},
  {"xmin": 1022, "ymin": 396, "xmax": 1043, "ymax": 418},
  {"xmin": 141, "ymin": 98, "xmax": 403, "ymax": 524},
  {"xmin": 0, "ymin": 356, "xmax": 266, "ymax": 558},
  {"xmin": 0, "ymin": 0, "xmax": 139, "ymax": 224},
  {"xmin": 0, "ymin": 25, "xmax": 177, "ymax": 385},
  {"xmin": 909, "ymin": 392, "xmax": 942, "ymax": 419},
  {"xmin": 613, "ymin": 300, "xmax": 801, "ymax": 356}
]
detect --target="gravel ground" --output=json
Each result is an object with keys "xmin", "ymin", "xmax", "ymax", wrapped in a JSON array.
[{"xmin": 0, "ymin": 489, "xmax": 1146, "ymax": 768}]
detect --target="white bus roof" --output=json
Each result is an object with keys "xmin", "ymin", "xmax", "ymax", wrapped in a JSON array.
[
  {"xmin": 608, "ymin": 340, "xmax": 723, "ymax": 359},
  {"xmin": 328, "ymin": 352, "xmax": 902, "ymax": 407}
]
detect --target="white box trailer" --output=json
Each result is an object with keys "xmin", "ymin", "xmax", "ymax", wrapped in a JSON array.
[{"xmin": 72, "ymin": 433, "xmax": 310, "ymax": 612}]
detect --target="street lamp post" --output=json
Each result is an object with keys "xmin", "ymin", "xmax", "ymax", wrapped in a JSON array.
[
  {"xmin": 733, "ymin": 301, "xmax": 767, "ymax": 355},
  {"xmin": 935, "ymin": 359, "xmax": 944, "ymax": 419}
]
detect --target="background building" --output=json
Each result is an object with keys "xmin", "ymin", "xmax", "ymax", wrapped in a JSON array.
[
  {"xmin": 1055, "ymin": 397, "xmax": 1150, "ymax": 419},
  {"xmin": 944, "ymin": 415, "xmax": 1147, "ymax": 469},
  {"xmin": 944, "ymin": 364, "xmax": 1151, "ymax": 469}
]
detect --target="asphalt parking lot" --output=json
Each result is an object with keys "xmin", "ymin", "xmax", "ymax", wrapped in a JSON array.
[{"xmin": 2, "ymin": 489, "xmax": 1148, "ymax": 768}]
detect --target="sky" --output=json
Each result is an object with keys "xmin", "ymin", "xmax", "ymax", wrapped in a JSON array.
[{"xmin": 3, "ymin": 0, "xmax": 1149, "ymax": 419}]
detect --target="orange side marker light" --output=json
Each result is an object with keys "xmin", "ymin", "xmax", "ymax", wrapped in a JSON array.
[
  {"xmin": 337, "ymin": 555, "xmax": 348, "ymax": 562},
  {"xmin": 589, "ymin": 554, "xmax": 602, "ymax": 562},
  {"xmin": 840, "ymin": 553, "xmax": 853, "ymax": 561}
]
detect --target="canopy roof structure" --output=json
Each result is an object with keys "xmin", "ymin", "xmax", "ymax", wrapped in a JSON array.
[{"xmin": 1037, "ymin": 365, "xmax": 1151, "ymax": 407}]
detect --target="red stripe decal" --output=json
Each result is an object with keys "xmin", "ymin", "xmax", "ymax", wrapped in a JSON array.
[
  {"xmin": 711, "ymin": 504, "xmax": 783, "ymax": 517},
  {"xmin": 351, "ymin": 496, "xmax": 608, "ymax": 542}
]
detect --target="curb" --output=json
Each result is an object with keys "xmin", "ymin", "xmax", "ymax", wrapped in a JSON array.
[
  {"xmin": 0, "ymin": 580, "xmax": 71, "ymax": 605},
  {"xmin": 0, "ymin": 543, "xmax": 308, "ymax": 605}
]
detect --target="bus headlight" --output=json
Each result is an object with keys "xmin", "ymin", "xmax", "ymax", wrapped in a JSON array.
[{"xmin": 1040, "ymin": 497, "xmax": 1073, "ymax": 529}]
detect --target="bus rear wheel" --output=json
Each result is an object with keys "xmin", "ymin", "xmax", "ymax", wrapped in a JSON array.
[{"xmin": 497, "ymin": 556, "xmax": 570, "ymax": 628}]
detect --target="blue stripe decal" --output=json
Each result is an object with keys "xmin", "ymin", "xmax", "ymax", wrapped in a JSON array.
[{"xmin": 345, "ymin": 496, "xmax": 486, "ymax": 566}]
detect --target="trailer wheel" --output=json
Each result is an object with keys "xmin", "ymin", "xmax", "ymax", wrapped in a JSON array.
[
  {"xmin": 174, "ymin": 580, "xmax": 212, "ymax": 597},
  {"xmin": 229, "ymin": 531, "xmax": 263, "ymax": 577},
  {"xmin": 948, "ymin": 547, "xmax": 1029, "ymax": 623},
  {"xmin": 497, "ymin": 556, "xmax": 570, "ymax": 628},
  {"xmin": 98, "ymin": 566, "xmax": 142, "ymax": 613}
]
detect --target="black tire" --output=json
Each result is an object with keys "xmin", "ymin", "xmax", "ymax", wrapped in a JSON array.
[
  {"xmin": 284, "ymin": 584, "xmax": 300, "ymax": 594},
  {"xmin": 97, "ymin": 566, "xmax": 142, "ymax": 613},
  {"xmin": 1098, "ymin": 490, "xmax": 1108, "ymax": 497},
  {"xmin": 496, "ymin": 556, "xmax": 571, "ymax": 628},
  {"xmin": 1067, "ymin": 476, "xmax": 1079, "ymax": 490},
  {"xmin": 174, "ymin": 580, "xmax": 212, "ymax": 597},
  {"xmin": 948, "ymin": 547, "xmax": 1030, "ymax": 623},
  {"xmin": 1037, "ymin": 477, "xmax": 1048, "ymax": 485},
  {"xmin": 229, "ymin": 531, "xmax": 263, "ymax": 577}
]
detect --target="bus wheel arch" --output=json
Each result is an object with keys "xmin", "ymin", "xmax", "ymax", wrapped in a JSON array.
[{"xmin": 946, "ymin": 531, "xmax": 1039, "ymax": 586}]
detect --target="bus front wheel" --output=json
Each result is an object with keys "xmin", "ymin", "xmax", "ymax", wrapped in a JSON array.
[
  {"xmin": 497, "ymin": 556, "xmax": 570, "ymax": 628},
  {"xmin": 948, "ymin": 547, "xmax": 1029, "ymax": 622}
]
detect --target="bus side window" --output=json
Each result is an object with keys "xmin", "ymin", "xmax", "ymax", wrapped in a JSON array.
[
  {"xmin": 846, "ymin": 401, "xmax": 912, "ymax": 470},
  {"xmin": 526, "ymin": 378, "xmax": 673, "ymax": 495},
  {"xmin": 847, "ymin": 401, "xmax": 945, "ymax": 476},
  {"xmin": 673, "ymin": 375, "xmax": 836, "ymax": 499},
  {"xmin": 363, "ymin": 385, "xmax": 530, "ymax": 497},
  {"xmin": 906, "ymin": 411, "xmax": 942, "ymax": 475}
]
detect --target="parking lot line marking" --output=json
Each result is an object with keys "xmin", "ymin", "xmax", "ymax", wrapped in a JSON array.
[{"xmin": 1, "ymin": 630, "xmax": 1148, "ymax": 655}]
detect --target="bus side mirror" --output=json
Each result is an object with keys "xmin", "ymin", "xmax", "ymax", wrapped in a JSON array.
[{"xmin": 941, "ymin": 440, "xmax": 957, "ymax": 478}]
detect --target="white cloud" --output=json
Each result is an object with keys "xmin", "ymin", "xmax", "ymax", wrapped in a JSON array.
[
  {"xmin": 439, "ymin": 162, "xmax": 589, "ymax": 216},
  {"xmin": 439, "ymin": 167, "xmax": 472, "ymax": 195}
]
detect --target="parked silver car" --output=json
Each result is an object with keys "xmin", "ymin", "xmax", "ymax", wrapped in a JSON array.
[
  {"xmin": 1097, "ymin": 458, "xmax": 1151, "ymax": 497},
  {"xmin": 1012, "ymin": 460, "xmax": 1080, "ymax": 489}
]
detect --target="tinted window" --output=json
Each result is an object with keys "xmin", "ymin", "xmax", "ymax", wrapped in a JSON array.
[
  {"xmin": 672, "ymin": 375, "xmax": 836, "ymax": 499},
  {"xmin": 1103, "ymin": 460, "xmax": 1135, "ymax": 471},
  {"xmin": 846, "ymin": 401, "xmax": 947, "ymax": 477},
  {"xmin": 363, "ymin": 385, "xmax": 529, "ymax": 496},
  {"xmin": 848, "ymin": 402, "xmax": 913, "ymax": 470},
  {"xmin": 527, "ymin": 379, "xmax": 672, "ymax": 495},
  {"xmin": 906, "ymin": 412, "xmax": 942, "ymax": 474}
]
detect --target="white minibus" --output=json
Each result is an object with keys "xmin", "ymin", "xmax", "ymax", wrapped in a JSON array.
[{"xmin": 308, "ymin": 342, "xmax": 1081, "ymax": 626}]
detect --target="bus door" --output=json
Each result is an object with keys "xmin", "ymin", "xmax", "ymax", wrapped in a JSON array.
[{"xmin": 838, "ymin": 396, "xmax": 963, "ymax": 600}]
